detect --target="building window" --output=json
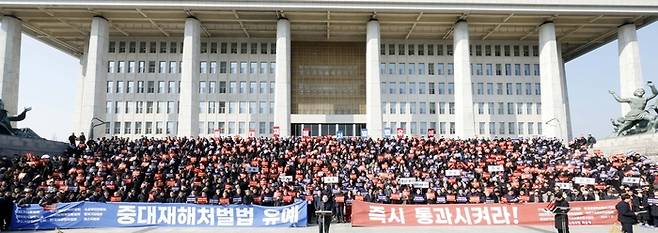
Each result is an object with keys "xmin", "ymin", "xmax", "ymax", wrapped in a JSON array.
[
  {"xmin": 148, "ymin": 61, "xmax": 156, "ymax": 73},
  {"xmin": 200, "ymin": 42, "xmax": 207, "ymax": 53},
  {"xmin": 220, "ymin": 43, "xmax": 228, "ymax": 54},
  {"xmin": 200, "ymin": 61, "xmax": 207, "ymax": 74},
  {"xmin": 147, "ymin": 81, "xmax": 155, "ymax": 93},
  {"xmin": 107, "ymin": 61, "xmax": 115, "ymax": 73},
  {"xmin": 127, "ymin": 61, "xmax": 135, "ymax": 73},
  {"xmin": 158, "ymin": 61, "xmax": 166, "ymax": 73},
  {"xmin": 240, "ymin": 43, "xmax": 248, "ymax": 54},
  {"xmin": 230, "ymin": 42, "xmax": 238, "ymax": 54},
  {"xmin": 219, "ymin": 81, "xmax": 227, "ymax": 93},
  {"xmin": 218, "ymin": 101, "xmax": 226, "ymax": 113}
]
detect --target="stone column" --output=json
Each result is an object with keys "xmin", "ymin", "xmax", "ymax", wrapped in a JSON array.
[
  {"xmin": 177, "ymin": 17, "xmax": 201, "ymax": 137},
  {"xmin": 79, "ymin": 16, "xmax": 109, "ymax": 138},
  {"xmin": 73, "ymin": 38, "xmax": 89, "ymax": 134},
  {"xmin": 557, "ymin": 43, "xmax": 573, "ymax": 140},
  {"xmin": 0, "ymin": 16, "xmax": 22, "ymax": 127},
  {"xmin": 618, "ymin": 23, "xmax": 644, "ymax": 115},
  {"xmin": 453, "ymin": 20, "xmax": 475, "ymax": 138},
  {"xmin": 538, "ymin": 22, "xmax": 569, "ymax": 141},
  {"xmin": 366, "ymin": 19, "xmax": 383, "ymax": 139},
  {"xmin": 274, "ymin": 18, "xmax": 291, "ymax": 137}
]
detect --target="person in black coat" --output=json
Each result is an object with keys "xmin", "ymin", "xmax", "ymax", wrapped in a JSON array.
[
  {"xmin": 549, "ymin": 192, "xmax": 570, "ymax": 233},
  {"xmin": 616, "ymin": 194, "xmax": 637, "ymax": 233},
  {"xmin": 316, "ymin": 194, "xmax": 334, "ymax": 233},
  {"xmin": 649, "ymin": 190, "xmax": 658, "ymax": 227},
  {"xmin": 0, "ymin": 192, "xmax": 8, "ymax": 231}
]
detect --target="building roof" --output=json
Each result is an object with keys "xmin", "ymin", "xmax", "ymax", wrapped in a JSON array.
[{"xmin": 1, "ymin": 0, "xmax": 657, "ymax": 61}]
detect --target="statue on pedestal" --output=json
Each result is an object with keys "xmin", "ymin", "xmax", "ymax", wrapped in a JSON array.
[
  {"xmin": 609, "ymin": 81, "xmax": 658, "ymax": 136},
  {"xmin": 0, "ymin": 99, "xmax": 40, "ymax": 138}
]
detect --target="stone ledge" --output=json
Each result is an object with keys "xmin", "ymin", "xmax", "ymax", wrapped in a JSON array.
[
  {"xmin": 592, "ymin": 133, "xmax": 658, "ymax": 157},
  {"xmin": 0, "ymin": 134, "xmax": 69, "ymax": 157}
]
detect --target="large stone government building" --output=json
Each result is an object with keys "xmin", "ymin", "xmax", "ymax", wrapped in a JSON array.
[{"xmin": 0, "ymin": 1, "xmax": 656, "ymax": 140}]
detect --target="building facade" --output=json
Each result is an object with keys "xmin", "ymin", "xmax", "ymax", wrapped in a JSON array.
[{"xmin": 0, "ymin": 1, "xmax": 657, "ymax": 141}]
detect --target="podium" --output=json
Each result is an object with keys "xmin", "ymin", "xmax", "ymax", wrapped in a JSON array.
[{"xmin": 315, "ymin": 210, "xmax": 332, "ymax": 233}]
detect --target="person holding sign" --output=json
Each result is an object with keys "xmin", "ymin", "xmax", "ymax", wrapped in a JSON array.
[
  {"xmin": 546, "ymin": 192, "xmax": 570, "ymax": 233},
  {"xmin": 616, "ymin": 194, "xmax": 638, "ymax": 233}
]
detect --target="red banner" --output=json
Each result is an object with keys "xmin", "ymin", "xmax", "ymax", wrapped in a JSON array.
[{"xmin": 351, "ymin": 200, "xmax": 618, "ymax": 227}]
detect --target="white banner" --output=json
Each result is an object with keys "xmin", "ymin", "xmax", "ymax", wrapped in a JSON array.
[
  {"xmin": 555, "ymin": 182, "xmax": 573, "ymax": 190},
  {"xmin": 622, "ymin": 177, "xmax": 641, "ymax": 184},
  {"xmin": 413, "ymin": 181, "xmax": 430, "ymax": 188},
  {"xmin": 323, "ymin": 176, "xmax": 339, "ymax": 184},
  {"xmin": 487, "ymin": 165, "xmax": 504, "ymax": 172},
  {"xmin": 398, "ymin": 178, "xmax": 416, "ymax": 185},
  {"xmin": 278, "ymin": 176, "xmax": 293, "ymax": 182},
  {"xmin": 574, "ymin": 177, "xmax": 595, "ymax": 185},
  {"xmin": 445, "ymin": 169, "xmax": 462, "ymax": 177}
]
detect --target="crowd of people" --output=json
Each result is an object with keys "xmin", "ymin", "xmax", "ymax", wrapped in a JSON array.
[{"xmin": 0, "ymin": 134, "xmax": 657, "ymax": 229}]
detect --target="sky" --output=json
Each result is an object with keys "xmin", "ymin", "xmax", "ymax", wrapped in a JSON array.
[{"xmin": 12, "ymin": 23, "xmax": 658, "ymax": 142}]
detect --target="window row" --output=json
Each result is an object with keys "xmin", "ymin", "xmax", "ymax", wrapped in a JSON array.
[
  {"xmin": 106, "ymin": 80, "xmax": 276, "ymax": 95},
  {"xmin": 476, "ymin": 122, "xmax": 543, "ymax": 135},
  {"xmin": 384, "ymin": 121, "xmax": 543, "ymax": 136},
  {"xmin": 199, "ymin": 101, "xmax": 274, "ymax": 114},
  {"xmin": 105, "ymin": 121, "xmax": 177, "ymax": 135},
  {"xmin": 379, "ymin": 63, "xmax": 540, "ymax": 77},
  {"xmin": 108, "ymin": 41, "xmax": 276, "ymax": 55},
  {"xmin": 201, "ymin": 121, "xmax": 275, "ymax": 135},
  {"xmin": 379, "ymin": 43, "xmax": 539, "ymax": 57},
  {"xmin": 382, "ymin": 101, "xmax": 541, "ymax": 115},
  {"xmin": 105, "ymin": 101, "xmax": 275, "ymax": 115},
  {"xmin": 107, "ymin": 61, "xmax": 276, "ymax": 75},
  {"xmin": 104, "ymin": 121, "xmax": 276, "ymax": 136},
  {"xmin": 381, "ymin": 82, "xmax": 541, "ymax": 96}
]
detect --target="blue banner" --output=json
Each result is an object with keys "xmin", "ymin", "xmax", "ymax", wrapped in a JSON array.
[{"xmin": 11, "ymin": 201, "xmax": 307, "ymax": 230}]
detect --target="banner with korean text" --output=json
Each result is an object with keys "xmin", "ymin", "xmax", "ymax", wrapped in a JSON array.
[
  {"xmin": 11, "ymin": 201, "xmax": 307, "ymax": 230},
  {"xmin": 351, "ymin": 200, "xmax": 617, "ymax": 227}
]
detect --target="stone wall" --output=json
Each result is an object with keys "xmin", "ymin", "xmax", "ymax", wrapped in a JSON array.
[
  {"xmin": 593, "ymin": 133, "xmax": 658, "ymax": 158},
  {"xmin": 0, "ymin": 134, "xmax": 69, "ymax": 157}
]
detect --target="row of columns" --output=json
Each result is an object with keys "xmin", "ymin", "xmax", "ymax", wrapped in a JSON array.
[{"xmin": 0, "ymin": 15, "xmax": 644, "ymax": 140}]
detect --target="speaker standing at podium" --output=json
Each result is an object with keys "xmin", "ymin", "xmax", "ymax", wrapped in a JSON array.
[
  {"xmin": 547, "ymin": 192, "xmax": 570, "ymax": 233},
  {"xmin": 316, "ymin": 194, "xmax": 334, "ymax": 233}
]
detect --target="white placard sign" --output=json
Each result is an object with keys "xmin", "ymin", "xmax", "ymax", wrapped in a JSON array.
[
  {"xmin": 323, "ymin": 176, "xmax": 339, "ymax": 184},
  {"xmin": 278, "ymin": 176, "xmax": 293, "ymax": 182},
  {"xmin": 488, "ymin": 165, "xmax": 504, "ymax": 172},
  {"xmin": 413, "ymin": 181, "xmax": 430, "ymax": 188},
  {"xmin": 555, "ymin": 182, "xmax": 573, "ymax": 190},
  {"xmin": 622, "ymin": 177, "xmax": 641, "ymax": 184},
  {"xmin": 246, "ymin": 166, "xmax": 260, "ymax": 173},
  {"xmin": 574, "ymin": 177, "xmax": 595, "ymax": 185},
  {"xmin": 398, "ymin": 178, "xmax": 416, "ymax": 185},
  {"xmin": 445, "ymin": 169, "xmax": 462, "ymax": 177}
]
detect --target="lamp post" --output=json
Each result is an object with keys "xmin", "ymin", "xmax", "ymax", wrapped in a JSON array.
[{"xmin": 89, "ymin": 117, "xmax": 106, "ymax": 140}]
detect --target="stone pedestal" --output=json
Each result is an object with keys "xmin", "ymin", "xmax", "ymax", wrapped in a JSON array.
[
  {"xmin": 593, "ymin": 133, "xmax": 658, "ymax": 157},
  {"xmin": 0, "ymin": 134, "xmax": 69, "ymax": 157}
]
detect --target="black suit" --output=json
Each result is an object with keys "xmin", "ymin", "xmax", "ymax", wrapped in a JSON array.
[
  {"xmin": 616, "ymin": 200, "xmax": 637, "ymax": 233},
  {"xmin": 317, "ymin": 200, "xmax": 334, "ymax": 233},
  {"xmin": 552, "ymin": 199, "xmax": 570, "ymax": 233}
]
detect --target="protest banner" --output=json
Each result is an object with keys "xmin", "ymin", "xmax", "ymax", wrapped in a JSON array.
[
  {"xmin": 11, "ymin": 201, "xmax": 307, "ymax": 230},
  {"xmin": 351, "ymin": 200, "xmax": 617, "ymax": 227}
]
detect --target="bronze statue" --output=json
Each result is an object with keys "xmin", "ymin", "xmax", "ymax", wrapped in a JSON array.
[
  {"xmin": 609, "ymin": 81, "xmax": 658, "ymax": 136},
  {"xmin": 0, "ymin": 99, "xmax": 40, "ymax": 138}
]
